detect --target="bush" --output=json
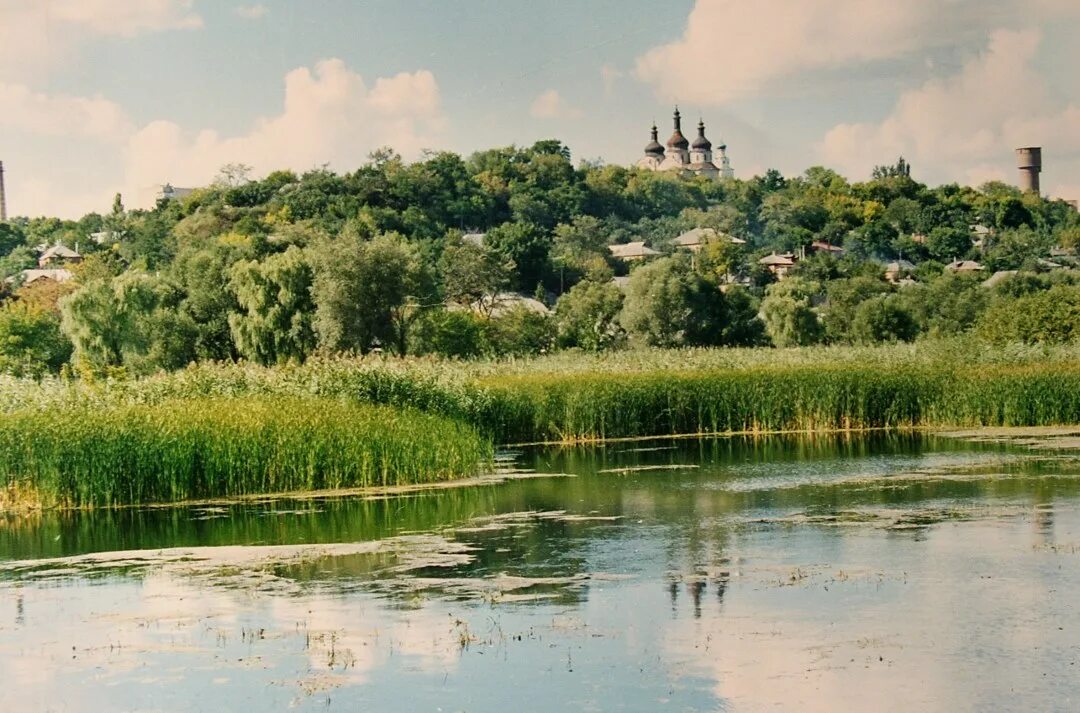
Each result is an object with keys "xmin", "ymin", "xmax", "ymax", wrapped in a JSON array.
[
  {"xmin": 0, "ymin": 304, "xmax": 73, "ymax": 377},
  {"xmin": 554, "ymin": 280, "xmax": 625, "ymax": 351},
  {"xmin": 977, "ymin": 284, "xmax": 1080, "ymax": 345},
  {"xmin": 850, "ymin": 296, "xmax": 919, "ymax": 344}
]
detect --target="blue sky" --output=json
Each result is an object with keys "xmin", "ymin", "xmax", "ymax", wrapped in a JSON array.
[{"xmin": 0, "ymin": 0, "xmax": 1077, "ymax": 217}]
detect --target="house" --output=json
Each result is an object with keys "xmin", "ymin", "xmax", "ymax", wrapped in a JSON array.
[
  {"xmin": 608, "ymin": 241, "xmax": 660, "ymax": 262},
  {"xmin": 473, "ymin": 292, "xmax": 551, "ymax": 318},
  {"xmin": 610, "ymin": 275, "xmax": 631, "ymax": 290},
  {"xmin": 462, "ymin": 232, "xmax": 486, "ymax": 247},
  {"xmin": 672, "ymin": 227, "xmax": 746, "ymax": 252},
  {"xmin": 809, "ymin": 240, "xmax": 845, "ymax": 256},
  {"xmin": 945, "ymin": 260, "xmax": 985, "ymax": 273},
  {"xmin": 157, "ymin": 184, "xmax": 194, "ymax": 202},
  {"xmin": 6, "ymin": 268, "xmax": 75, "ymax": 286},
  {"xmin": 883, "ymin": 259, "xmax": 916, "ymax": 283},
  {"xmin": 982, "ymin": 271, "xmax": 1018, "ymax": 288},
  {"xmin": 758, "ymin": 252, "xmax": 796, "ymax": 278},
  {"xmin": 37, "ymin": 243, "xmax": 82, "ymax": 268}
]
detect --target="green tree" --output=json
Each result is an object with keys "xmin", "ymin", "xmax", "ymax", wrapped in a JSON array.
[
  {"xmin": 310, "ymin": 232, "xmax": 425, "ymax": 355},
  {"xmin": 619, "ymin": 255, "xmax": 748, "ymax": 347},
  {"xmin": 408, "ymin": 308, "xmax": 490, "ymax": 358},
  {"xmin": 760, "ymin": 278, "xmax": 823, "ymax": 347},
  {"xmin": 822, "ymin": 276, "xmax": 892, "ymax": 343},
  {"xmin": 228, "ymin": 246, "xmax": 316, "ymax": 365},
  {"xmin": 489, "ymin": 304, "xmax": 556, "ymax": 356},
  {"xmin": 925, "ymin": 226, "xmax": 973, "ymax": 263},
  {"xmin": 850, "ymin": 296, "xmax": 919, "ymax": 343},
  {"xmin": 0, "ymin": 303, "xmax": 72, "ymax": 377},
  {"xmin": 439, "ymin": 237, "xmax": 513, "ymax": 315},
  {"xmin": 60, "ymin": 272, "xmax": 194, "ymax": 372},
  {"xmin": 555, "ymin": 280, "xmax": 626, "ymax": 351},
  {"xmin": 977, "ymin": 284, "xmax": 1080, "ymax": 345}
]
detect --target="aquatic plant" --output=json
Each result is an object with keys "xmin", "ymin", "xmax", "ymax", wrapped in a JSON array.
[{"xmin": 0, "ymin": 397, "xmax": 492, "ymax": 508}]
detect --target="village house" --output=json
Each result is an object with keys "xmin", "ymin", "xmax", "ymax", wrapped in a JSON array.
[
  {"xmin": 758, "ymin": 252, "xmax": 796, "ymax": 279},
  {"xmin": 608, "ymin": 241, "xmax": 660, "ymax": 262},
  {"xmin": 37, "ymin": 243, "xmax": 82, "ymax": 268},
  {"xmin": 672, "ymin": 227, "xmax": 746, "ymax": 253},
  {"xmin": 945, "ymin": 259, "xmax": 985, "ymax": 274}
]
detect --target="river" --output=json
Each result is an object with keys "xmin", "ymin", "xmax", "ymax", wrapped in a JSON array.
[{"xmin": 1, "ymin": 433, "xmax": 1078, "ymax": 711}]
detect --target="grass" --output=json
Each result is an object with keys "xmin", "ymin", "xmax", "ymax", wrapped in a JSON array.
[
  {"xmin": 0, "ymin": 397, "xmax": 492, "ymax": 509},
  {"xmin": 3, "ymin": 339, "xmax": 1080, "ymax": 508}
]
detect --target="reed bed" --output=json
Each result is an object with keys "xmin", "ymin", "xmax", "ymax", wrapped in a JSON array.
[
  {"xmin": 0, "ymin": 397, "xmax": 492, "ymax": 509},
  {"xmin": 3, "ymin": 341, "xmax": 1080, "ymax": 509}
]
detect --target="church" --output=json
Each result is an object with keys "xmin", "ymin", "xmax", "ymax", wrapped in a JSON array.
[{"xmin": 636, "ymin": 108, "xmax": 733, "ymax": 180}]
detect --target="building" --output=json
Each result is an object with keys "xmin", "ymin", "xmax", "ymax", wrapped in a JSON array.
[
  {"xmin": 6, "ymin": 268, "xmax": 75, "ymax": 286},
  {"xmin": 1016, "ymin": 147, "xmax": 1042, "ymax": 194},
  {"xmin": 637, "ymin": 108, "xmax": 733, "ymax": 180},
  {"xmin": 759, "ymin": 252, "xmax": 796, "ymax": 278},
  {"xmin": 37, "ymin": 243, "xmax": 82, "ymax": 268},
  {"xmin": 883, "ymin": 259, "xmax": 916, "ymax": 283},
  {"xmin": 945, "ymin": 259, "xmax": 985, "ymax": 273},
  {"xmin": 608, "ymin": 241, "xmax": 660, "ymax": 262},
  {"xmin": 462, "ymin": 232, "xmax": 486, "ymax": 247},
  {"xmin": 157, "ymin": 184, "xmax": 195, "ymax": 202},
  {"xmin": 809, "ymin": 240, "xmax": 845, "ymax": 256},
  {"xmin": 983, "ymin": 271, "xmax": 1018, "ymax": 289},
  {"xmin": 672, "ymin": 227, "xmax": 746, "ymax": 252}
]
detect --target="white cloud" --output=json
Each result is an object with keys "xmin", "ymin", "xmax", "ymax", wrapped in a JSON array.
[
  {"xmin": 124, "ymin": 61, "xmax": 445, "ymax": 206},
  {"xmin": 1, "ymin": 59, "xmax": 447, "ymax": 216},
  {"xmin": 818, "ymin": 29, "xmax": 1080, "ymax": 195},
  {"xmin": 0, "ymin": 83, "xmax": 133, "ymax": 140},
  {"xmin": 49, "ymin": 0, "xmax": 203, "ymax": 36},
  {"xmin": 0, "ymin": 0, "xmax": 203, "ymax": 78},
  {"xmin": 635, "ymin": 0, "xmax": 930, "ymax": 104},
  {"xmin": 530, "ymin": 89, "xmax": 581, "ymax": 120},
  {"xmin": 600, "ymin": 64, "xmax": 623, "ymax": 97},
  {"xmin": 235, "ymin": 4, "xmax": 269, "ymax": 20},
  {"xmin": 634, "ymin": 0, "xmax": 1080, "ymax": 105}
]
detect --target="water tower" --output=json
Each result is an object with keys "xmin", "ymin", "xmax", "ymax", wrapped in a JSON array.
[{"xmin": 1015, "ymin": 147, "xmax": 1042, "ymax": 194}]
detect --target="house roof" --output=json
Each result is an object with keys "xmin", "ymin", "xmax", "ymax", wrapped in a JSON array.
[
  {"xmin": 945, "ymin": 260, "xmax": 985, "ymax": 272},
  {"xmin": 759, "ymin": 253, "xmax": 796, "ymax": 267},
  {"xmin": 982, "ymin": 270, "xmax": 1018, "ymax": 288},
  {"xmin": 478, "ymin": 292, "xmax": 551, "ymax": 318},
  {"xmin": 810, "ymin": 240, "xmax": 845, "ymax": 254},
  {"xmin": 462, "ymin": 232, "xmax": 486, "ymax": 247},
  {"xmin": 673, "ymin": 227, "xmax": 746, "ymax": 247},
  {"xmin": 39, "ymin": 243, "xmax": 81, "ymax": 261},
  {"xmin": 14, "ymin": 268, "xmax": 75, "ymax": 285},
  {"xmin": 610, "ymin": 275, "xmax": 631, "ymax": 289},
  {"xmin": 608, "ymin": 241, "xmax": 660, "ymax": 259},
  {"xmin": 884, "ymin": 259, "xmax": 916, "ymax": 273}
]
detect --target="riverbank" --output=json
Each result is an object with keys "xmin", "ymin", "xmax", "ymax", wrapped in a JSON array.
[{"xmin": 3, "ymin": 341, "xmax": 1080, "ymax": 509}]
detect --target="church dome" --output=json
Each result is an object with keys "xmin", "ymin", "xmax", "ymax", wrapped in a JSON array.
[
  {"xmin": 667, "ymin": 108, "xmax": 690, "ymax": 149},
  {"xmin": 692, "ymin": 120, "xmax": 712, "ymax": 150},
  {"xmin": 644, "ymin": 124, "xmax": 665, "ymax": 156}
]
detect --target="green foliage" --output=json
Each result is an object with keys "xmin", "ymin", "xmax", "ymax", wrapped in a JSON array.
[
  {"xmin": 977, "ymin": 285, "xmax": 1080, "ymax": 345},
  {"xmin": 823, "ymin": 276, "xmax": 892, "ymax": 342},
  {"xmin": 409, "ymin": 309, "xmax": 490, "ymax": 359},
  {"xmin": 439, "ymin": 237, "xmax": 512, "ymax": 313},
  {"xmin": 555, "ymin": 280, "xmax": 626, "ymax": 351},
  {"xmin": 59, "ymin": 272, "xmax": 194, "ymax": 373},
  {"xmin": 0, "ymin": 398, "xmax": 491, "ymax": 508},
  {"xmin": 0, "ymin": 304, "xmax": 72, "ymax": 377},
  {"xmin": 761, "ymin": 278, "xmax": 823, "ymax": 347},
  {"xmin": 489, "ymin": 305, "xmax": 556, "ymax": 356},
  {"xmin": 310, "ymin": 232, "xmax": 424, "ymax": 355},
  {"xmin": 228, "ymin": 246, "xmax": 316, "ymax": 365},
  {"xmin": 850, "ymin": 296, "xmax": 919, "ymax": 344},
  {"xmin": 925, "ymin": 226, "xmax": 973, "ymax": 262}
]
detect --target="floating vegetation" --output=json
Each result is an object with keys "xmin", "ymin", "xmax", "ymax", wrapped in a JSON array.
[{"xmin": 0, "ymin": 397, "xmax": 492, "ymax": 509}]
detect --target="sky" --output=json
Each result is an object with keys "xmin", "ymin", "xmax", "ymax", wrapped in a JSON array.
[{"xmin": 0, "ymin": 0, "xmax": 1077, "ymax": 218}]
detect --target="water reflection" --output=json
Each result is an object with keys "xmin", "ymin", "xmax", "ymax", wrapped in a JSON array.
[{"xmin": 2, "ymin": 433, "xmax": 1079, "ymax": 711}]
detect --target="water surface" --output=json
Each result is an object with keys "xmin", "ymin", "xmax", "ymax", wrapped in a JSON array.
[{"xmin": 2, "ymin": 434, "xmax": 1078, "ymax": 712}]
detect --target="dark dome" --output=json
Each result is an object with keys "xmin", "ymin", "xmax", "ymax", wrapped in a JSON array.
[
  {"xmin": 667, "ymin": 108, "xmax": 689, "ymax": 149},
  {"xmin": 644, "ymin": 125, "xmax": 665, "ymax": 156},
  {"xmin": 692, "ymin": 120, "xmax": 712, "ymax": 150}
]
